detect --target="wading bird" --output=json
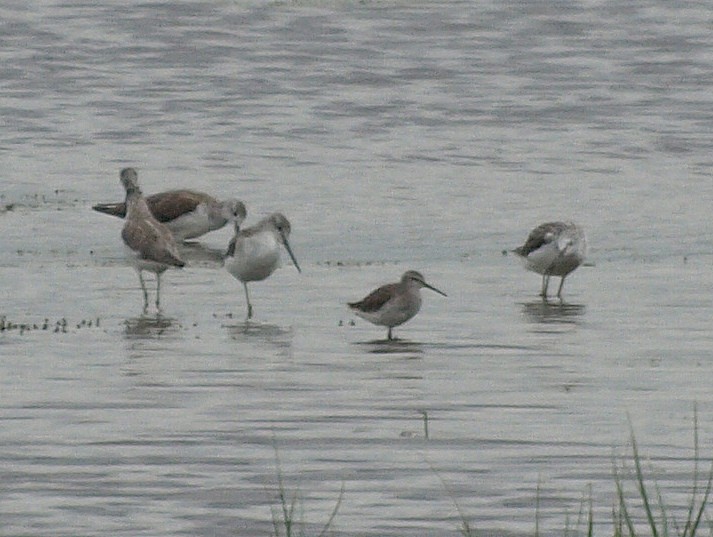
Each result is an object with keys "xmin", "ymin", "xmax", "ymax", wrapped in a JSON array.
[
  {"xmin": 348, "ymin": 270, "xmax": 447, "ymax": 340},
  {"xmin": 224, "ymin": 213, "xmax": 301, "ymax": 320},
  {"xmin": 94, "ymin": 189, "xmax": 246, "ymax": 242},
  {"xmin": 513, "ymin": 221, "xmax": 587, "ymax": 300},
  {"xmin": 118, "ymin": 168, "xmax": 185, "ymax": 313}
]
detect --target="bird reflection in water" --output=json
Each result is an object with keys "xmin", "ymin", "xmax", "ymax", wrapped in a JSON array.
[
  {"xmin": 355, "ymin": 338, "xmax": 424, "ymax": 356},
  {"xmin": 225, "ymin": 321, "xmax": 293, "ymax": 348},
  {"xmin": 124, "ymin": 315, "xmax": 177, "ymax": 339},
  {"xmin": 521, "ymin": 300, "xmax": 586, "ymax": 325}
]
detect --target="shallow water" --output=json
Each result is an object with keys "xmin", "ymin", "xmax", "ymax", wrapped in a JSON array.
[{"xmin": 2, "ymin": 0, "xmax": 713, "ymax": 535}]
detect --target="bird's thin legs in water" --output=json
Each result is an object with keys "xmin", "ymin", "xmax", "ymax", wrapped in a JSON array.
[
  {"xmin": 242, "ymin": 283, "xmax": 253, "ymax": 320},
  {"xmin": 556, "ymin": 276, "xmax": 567, "ymax": 300},
  {"xmin": 138, "ymin": 271, "xmax": 149, "ymax": 313},
  {"xmin": 155, "ymin": 273, "xmax": 162, "ymax": 312},
  {"xmin": 540, "ymin": 274, "xmax": 550, "ymax": 299},
  {"xmin": 387, "ymin": 327, "xmax": 393, "ymax": 340}
]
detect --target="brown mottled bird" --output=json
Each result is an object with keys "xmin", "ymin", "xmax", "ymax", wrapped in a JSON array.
[
  {"xmin": 348, "ymin": 270, "xmax": 446, "ymax": 340},
  {"xmin": 93, "ymin": 188, "xmax": 246, "ymax": 242},
  {"xmin": 119, "ymin": 168, "xmax": 185, "ymax": 313}
]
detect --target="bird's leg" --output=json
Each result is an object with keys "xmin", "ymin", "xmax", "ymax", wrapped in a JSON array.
[
  {"xmin": 138, "ymin": 271, "xmax": 149, "ymax": 314},
  {"xmin": 387, "ymin": 327, "xmax": 393, "ymax": 340},
  {"xmin": 243, "ymin": 283, "xmax": 253, "ymax": 320},
  {"xmin": 556, "ymin": 276, "xmax": 567, "ymax": 301},
  {"xmin": 540, "ymin": 274, "xmax": 550, "ymax": 299},
  {"xmin": 155, "ymin": 273, "xmax": 162, "ymax": 312}
]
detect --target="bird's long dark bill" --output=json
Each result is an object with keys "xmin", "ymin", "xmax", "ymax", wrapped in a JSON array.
[
  {"xmin": 282, "ymin": 236, "xmax": 302, "ymax": 273},
  {"xmin": 424, "ymin": 282, "xmax": 447, "ymax": 297}
]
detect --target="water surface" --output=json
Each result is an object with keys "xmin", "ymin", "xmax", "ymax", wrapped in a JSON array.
[{"xmin": 2, "ymin": 1, "xmax": 713, "ymax": 535}]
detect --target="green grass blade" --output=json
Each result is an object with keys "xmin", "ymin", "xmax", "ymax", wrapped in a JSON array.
[
  {"xmin": 427, "ymin": 460, "xmax": 477, "ymax": 536},
  {"xmin": 271, "ymin": 505, "xmax": 282, "ymax": 537},
  {"xmin": 687, "ymin": 457, "xmax": 713, "ymax": 537},
  {"xmin": 683, "ymin": 405, "xmax": 713, "ymax": 537},
  {"xmin": 317, "ymin": 481, "xmax": 345, "ymax": 537},
  {"xmin": 629, "ymin": 422, "xmax": 659, "ymax": 537},
  {"xmin": 649, "ymin": 462, "xmax": 669, "ymax": 537},
  {"xmin": 612, "ymin": 502, "xmax": 623, "ymax": 537},
  {"xmin": 587, "ymin": 485, "xmax": 594, "ymax": 537},
  {"xmin": 614, "ymin": 458, "xmax": 637, "ymax": 537}
]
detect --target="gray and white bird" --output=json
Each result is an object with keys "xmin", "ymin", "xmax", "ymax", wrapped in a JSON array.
[
  {"xmin": 224, "ymin": 213, "xmax": 301, "ymax": 320},
  {"xmin": 94, "ymin": 188, "xmax": 246, "ymax": 242},
  {"xmin": 513, "ymin": 221, "xmax": 587, "ymax": 300},
  {"xmin": 119, "ymin": 168, "xmax": 186, "ymax": 313},
  {"xmin": 348, "ymin": 270, "xmax": 447, "ymax": 340}
]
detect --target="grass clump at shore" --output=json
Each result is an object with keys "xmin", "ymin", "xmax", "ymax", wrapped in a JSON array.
[
  {"xmin": 612, "ymin": 412, "xmax": 713, "ymax": 537},
  {"xmin": 269, "ymin": 445, "xmax": 344, "ymax": 537},
  {"xmin": 264, "ymin": 412, "xmax": 712, "ymax": 536},
  {"xmin": 434, "ymin": 412, "xmax": 713, "ymax": 537}
]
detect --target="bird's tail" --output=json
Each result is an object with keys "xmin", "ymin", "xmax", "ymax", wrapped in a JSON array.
[{"xmin": 92, "ymin": 202, "xmax": 126, "ymax": 218}]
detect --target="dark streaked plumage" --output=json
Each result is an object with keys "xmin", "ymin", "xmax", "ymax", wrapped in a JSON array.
[
  {"xmin": 513, "ymin": 221, "xmax": 587, "ymax": 300},
  {"xmin": 348, "ymin": 270, "xmax": 447, "ymax": 340},
  {"xmin": 94, "ymin": 189, "xmax": 246, "ymax": 242},
  {"xmin": 119, "ymin": 168, "xmax": 185, "ymax": 313}
]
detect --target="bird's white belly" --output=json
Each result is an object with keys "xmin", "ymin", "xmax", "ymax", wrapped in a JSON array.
[
  {"xmin": 521, "ymin": 242, "xmax": 561, "ymax": 275},
  {"xmin": 522, "ymin": 240, "xmax": 584, "ymax": 277},
  {"xmin": 167, "ymin": 204, "xmax": 212, "ymax": 241},
  {"xmin": 226, "ymin": 235, "xmax": 281, "ymax": 282},
  {"xmin": 355, "ymin": 294, "xmax": 422, "ymax": 328}
]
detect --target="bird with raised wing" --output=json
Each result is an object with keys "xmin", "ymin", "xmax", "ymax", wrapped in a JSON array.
[{"xmin": 94, "ymin": 189, "xmax": 246, "ymax": 242}]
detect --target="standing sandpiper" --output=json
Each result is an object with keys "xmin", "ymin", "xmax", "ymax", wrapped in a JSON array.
[
  {"xmin": 513, "ymin": 221, "xmax": 587, "ymax": 300},
  {"xmin": 119, "ymin": 168, "xmax": 185, "ymax": 313},
  {"xmin": 348, "ymin": 270, "xmax": 447, "ymax": 340},
  {"xmin": 224, "ymin": 213, "xmax": 301, "ymax": 320}
]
